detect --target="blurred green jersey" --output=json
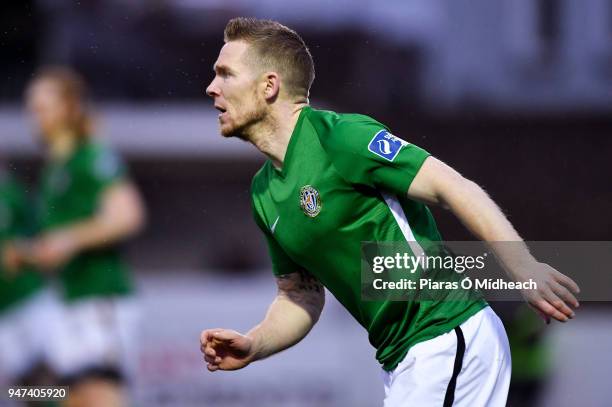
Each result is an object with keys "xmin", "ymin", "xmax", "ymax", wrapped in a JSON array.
[{"xmin": 38, "ymin": 141, "xmax": 133, "ymax": 301}]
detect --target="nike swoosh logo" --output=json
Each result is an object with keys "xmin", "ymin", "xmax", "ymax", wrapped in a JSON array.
[{"xmin": 270, "ymin": 216, "xmax": 280, "ymax": 234}]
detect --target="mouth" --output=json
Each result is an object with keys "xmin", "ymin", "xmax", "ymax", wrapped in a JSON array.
[{"xmin": 215, "ymin": 105, "xmax": 228, "ymax": 123}]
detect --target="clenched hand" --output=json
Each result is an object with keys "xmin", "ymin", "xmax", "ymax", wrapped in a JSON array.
[{"xmin": 200, "ymin": 329, "xmax": 254, "ymax": 372}]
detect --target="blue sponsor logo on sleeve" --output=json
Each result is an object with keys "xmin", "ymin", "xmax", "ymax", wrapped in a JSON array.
[{"xmin": 367, "ymin": 130, "xmax": 408, "ymax": 162}]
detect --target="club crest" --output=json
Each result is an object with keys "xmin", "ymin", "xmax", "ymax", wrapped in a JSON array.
[{"xmin": 300, "ymin": 185, "xmax": 321, "ymax": 217}]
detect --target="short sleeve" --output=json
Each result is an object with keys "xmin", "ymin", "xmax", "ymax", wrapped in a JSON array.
[
  {"xmin": 262, "ymin": 229, "xmax": 301, "ymax": 277},
  {"xmin": 251, "ymin": 181, "xmax": 300, "ymax": 277},
  {"xmin": 82, "ymin": 144, "xmax": 127, "ymax": 192},
  {"xmin": 91, "ymin": 147, "xmax": 126, "ymax": 187},
  {"xmin": 320, "ymin": 115, "xmax": 430, "ymax": 195}
]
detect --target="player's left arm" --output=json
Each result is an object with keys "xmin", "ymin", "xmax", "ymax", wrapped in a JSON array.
[
  {"xmin": 30, "ymin": 181, "xmax": 146, "ymax": 271},
  {"xmin": 407, "ymin": 156, "xmax": 580, "ymax": 323}
]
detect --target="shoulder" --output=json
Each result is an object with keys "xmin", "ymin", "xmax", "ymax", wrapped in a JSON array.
[
  {"xmin": 307, "ymin": 108, "xmax": 388, "ymax": 155},
  {"xmin": 306, "ymin": 107, "xmax": 387, "ymax": 134},
  {"xmin": 77, "ymin": 140, "xmax": 120, "ymax": 161},
  {"xmin": 74, "ymin": 140, "xmax": 126, "ymax": 181}
]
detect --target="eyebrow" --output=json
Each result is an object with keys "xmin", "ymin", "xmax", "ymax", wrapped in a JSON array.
[{"xmin": 213, "ymin": 64, "xmax": 233, "ymax": 75}]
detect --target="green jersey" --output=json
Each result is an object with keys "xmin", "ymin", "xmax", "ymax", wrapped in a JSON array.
[
  {"xmin": 38, "ymin": 140, "xmax": 133, "ymax": 301},
  {"xmin": 0, "ymin": 172, "xmax": 44, "ymax": 312},
  {"xmin": 251, "ymin": 106, "xmax": 486, "ymax": 371}
]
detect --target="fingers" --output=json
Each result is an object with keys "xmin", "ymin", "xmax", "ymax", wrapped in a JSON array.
[
  {"xmin": 204, "ymin": 351, "xmax": 221, "ymax": 365},
  {"xmin": 551, "ymin": 282, "xmax": 579, "ymax": 309},
  {"xmin": 204, "ymin": 350, "xmax": 223, "ymax": 372},
  {"xmin": 553, "ymin": 271, "xmax": 581, "ymax": 297},
  {"xmin": 200, "ymin": 328, "xmax": 235, "ymax": 346},
  {"xmin": 2, "ymin": 243, "xmax": 27, "ymax": 272},
  {"xmin": 207, "ymin": 363, "xmax": 220, "ymax": 372},
  {"xmin": 527, "ymin": 265, "xmax": 581, "ymax": 323},
  {"xmin": 202, "ymin": 342, "xmax": 222, "ymax": 371},
  {"xmin": 200, "ymin": 328, "xmax": 224, "ymax": 349},
  {"xmin": 533, "ymin": 298, "xmax": 567, "ymax": 323},
  {"xmin": 200, "ymin": 329, "xmax": 232, "ymax": 373},
  {"xmin": 542, "ymin": 289, "xmax": 575, "ymax": 321},
  {"xmin": 210, "ymin": 329, "xmax": 237, "ymax": 342},
  {"xmin": 204, "ymin": 344, "xmax": 216, "ymax": 358}
]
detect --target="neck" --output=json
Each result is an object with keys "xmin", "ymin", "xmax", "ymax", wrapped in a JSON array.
[
  {"xmin": 48, "ymin": 130, "xmax": 78, "ymax": 161},
  {"xmin": 248, "ymin": 101, "xmax": 307, "ymax": 168}
]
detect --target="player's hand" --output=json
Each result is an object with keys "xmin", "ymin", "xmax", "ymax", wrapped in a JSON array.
[
  {"xmin": 200, "ymin": 329, "xmax": 254, "ymax": 372},
  {"xmin": 2, "ymin": 243, "xmax": 22, "ymax": 277},
  {"xmin": 515, "ymin": 261, "xmax": 580, "ymax": 323},
  {"xmin": 29, "ymin": 232, "xmax": 78, "ymax": 272},
  {"xmin": 1, "ymin": 240, "xmax": 34, "ymax": 277}
]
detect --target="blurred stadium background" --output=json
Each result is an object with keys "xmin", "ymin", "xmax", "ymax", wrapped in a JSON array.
[{"xmin": 1, "ymin": 1, "xmax": 611, "ymax": 406}]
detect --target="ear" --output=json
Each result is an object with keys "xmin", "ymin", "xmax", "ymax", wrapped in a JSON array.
[{"xmin": 262, "ymin": 71, "xmax": 280, "ymax": 102}]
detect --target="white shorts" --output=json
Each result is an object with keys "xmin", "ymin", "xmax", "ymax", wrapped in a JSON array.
[
  {"xmin": 381, "ymin": 306, "xmax": 511, "ymax": 407},
  {"xmin": 0, "ymin": 289, "xmax": 62, "ymax": 383},
  {"xmin": 46, "ymin": 295, "xmax": 140, "ymax": 381}
]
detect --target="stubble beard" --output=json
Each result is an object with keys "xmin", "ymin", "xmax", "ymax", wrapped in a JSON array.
[{"xmin": 221, "ymin": 98, "xmax": 268, "ymax": 141}]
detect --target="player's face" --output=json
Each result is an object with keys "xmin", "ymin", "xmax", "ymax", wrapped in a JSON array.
[
  {"xmin": 26, "ymin": 79, "xmax": 71, "ymax": 142},
  {"xmin": 206, "ymin": 41, "xmax": 267, "ymax": 139}
]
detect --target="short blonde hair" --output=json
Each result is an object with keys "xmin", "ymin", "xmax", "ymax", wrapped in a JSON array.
[{"xmin": 224, "ymin": 17, "xmax": 315, "ymax": 99}]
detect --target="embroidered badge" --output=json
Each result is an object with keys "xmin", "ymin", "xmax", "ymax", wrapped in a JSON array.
[
  {"xmin": 300, "ymin": 185, "xmax": 322, "ymax": 217},
  {"xmin": 367, "ymin": 129, "xmax": 408, "ymax": 162}
]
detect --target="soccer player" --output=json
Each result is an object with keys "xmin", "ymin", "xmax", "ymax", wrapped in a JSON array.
[
  {"xmin": 22, "ymin": 67, "xmax": 146, "ymax": 407},
  {"xmin": 200, "ymin": 18, "xmax": 580, "ymax": 406}
]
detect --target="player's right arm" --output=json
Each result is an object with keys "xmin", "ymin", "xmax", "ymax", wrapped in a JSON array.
[{"xmin": 200, "ymin": 269, "xmax": 324, "ymax": 372}]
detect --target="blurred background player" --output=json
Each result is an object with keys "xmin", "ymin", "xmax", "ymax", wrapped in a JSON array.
[{"xmin": 16, "ymin": 67, "xmax": 147, "ymax": 407}]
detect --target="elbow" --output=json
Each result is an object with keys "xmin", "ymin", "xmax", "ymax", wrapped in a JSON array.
[
  {"xmin": 309, "ymin": 290, "xmax": 325, "ymax": 324},
  {"xmin": 99, "ymin": 182, "xmax": 147, "ymax": 241},
  {"xmin": 118, "ymin": 187, "xmax": 148, "ymax": 238},
  {"xmin": 128, "ymin": 200, "xmax": 147, "ymax": 236}
]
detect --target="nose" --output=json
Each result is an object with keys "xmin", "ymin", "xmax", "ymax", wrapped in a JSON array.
[{"xmin": 206, "ymin": 78, "xmax": 219, "ymax": 98}]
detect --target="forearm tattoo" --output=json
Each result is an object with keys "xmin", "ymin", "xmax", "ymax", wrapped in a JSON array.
[{"xmin": 277, "ymin": 270, "xmax": 325, "ymax": 320}]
